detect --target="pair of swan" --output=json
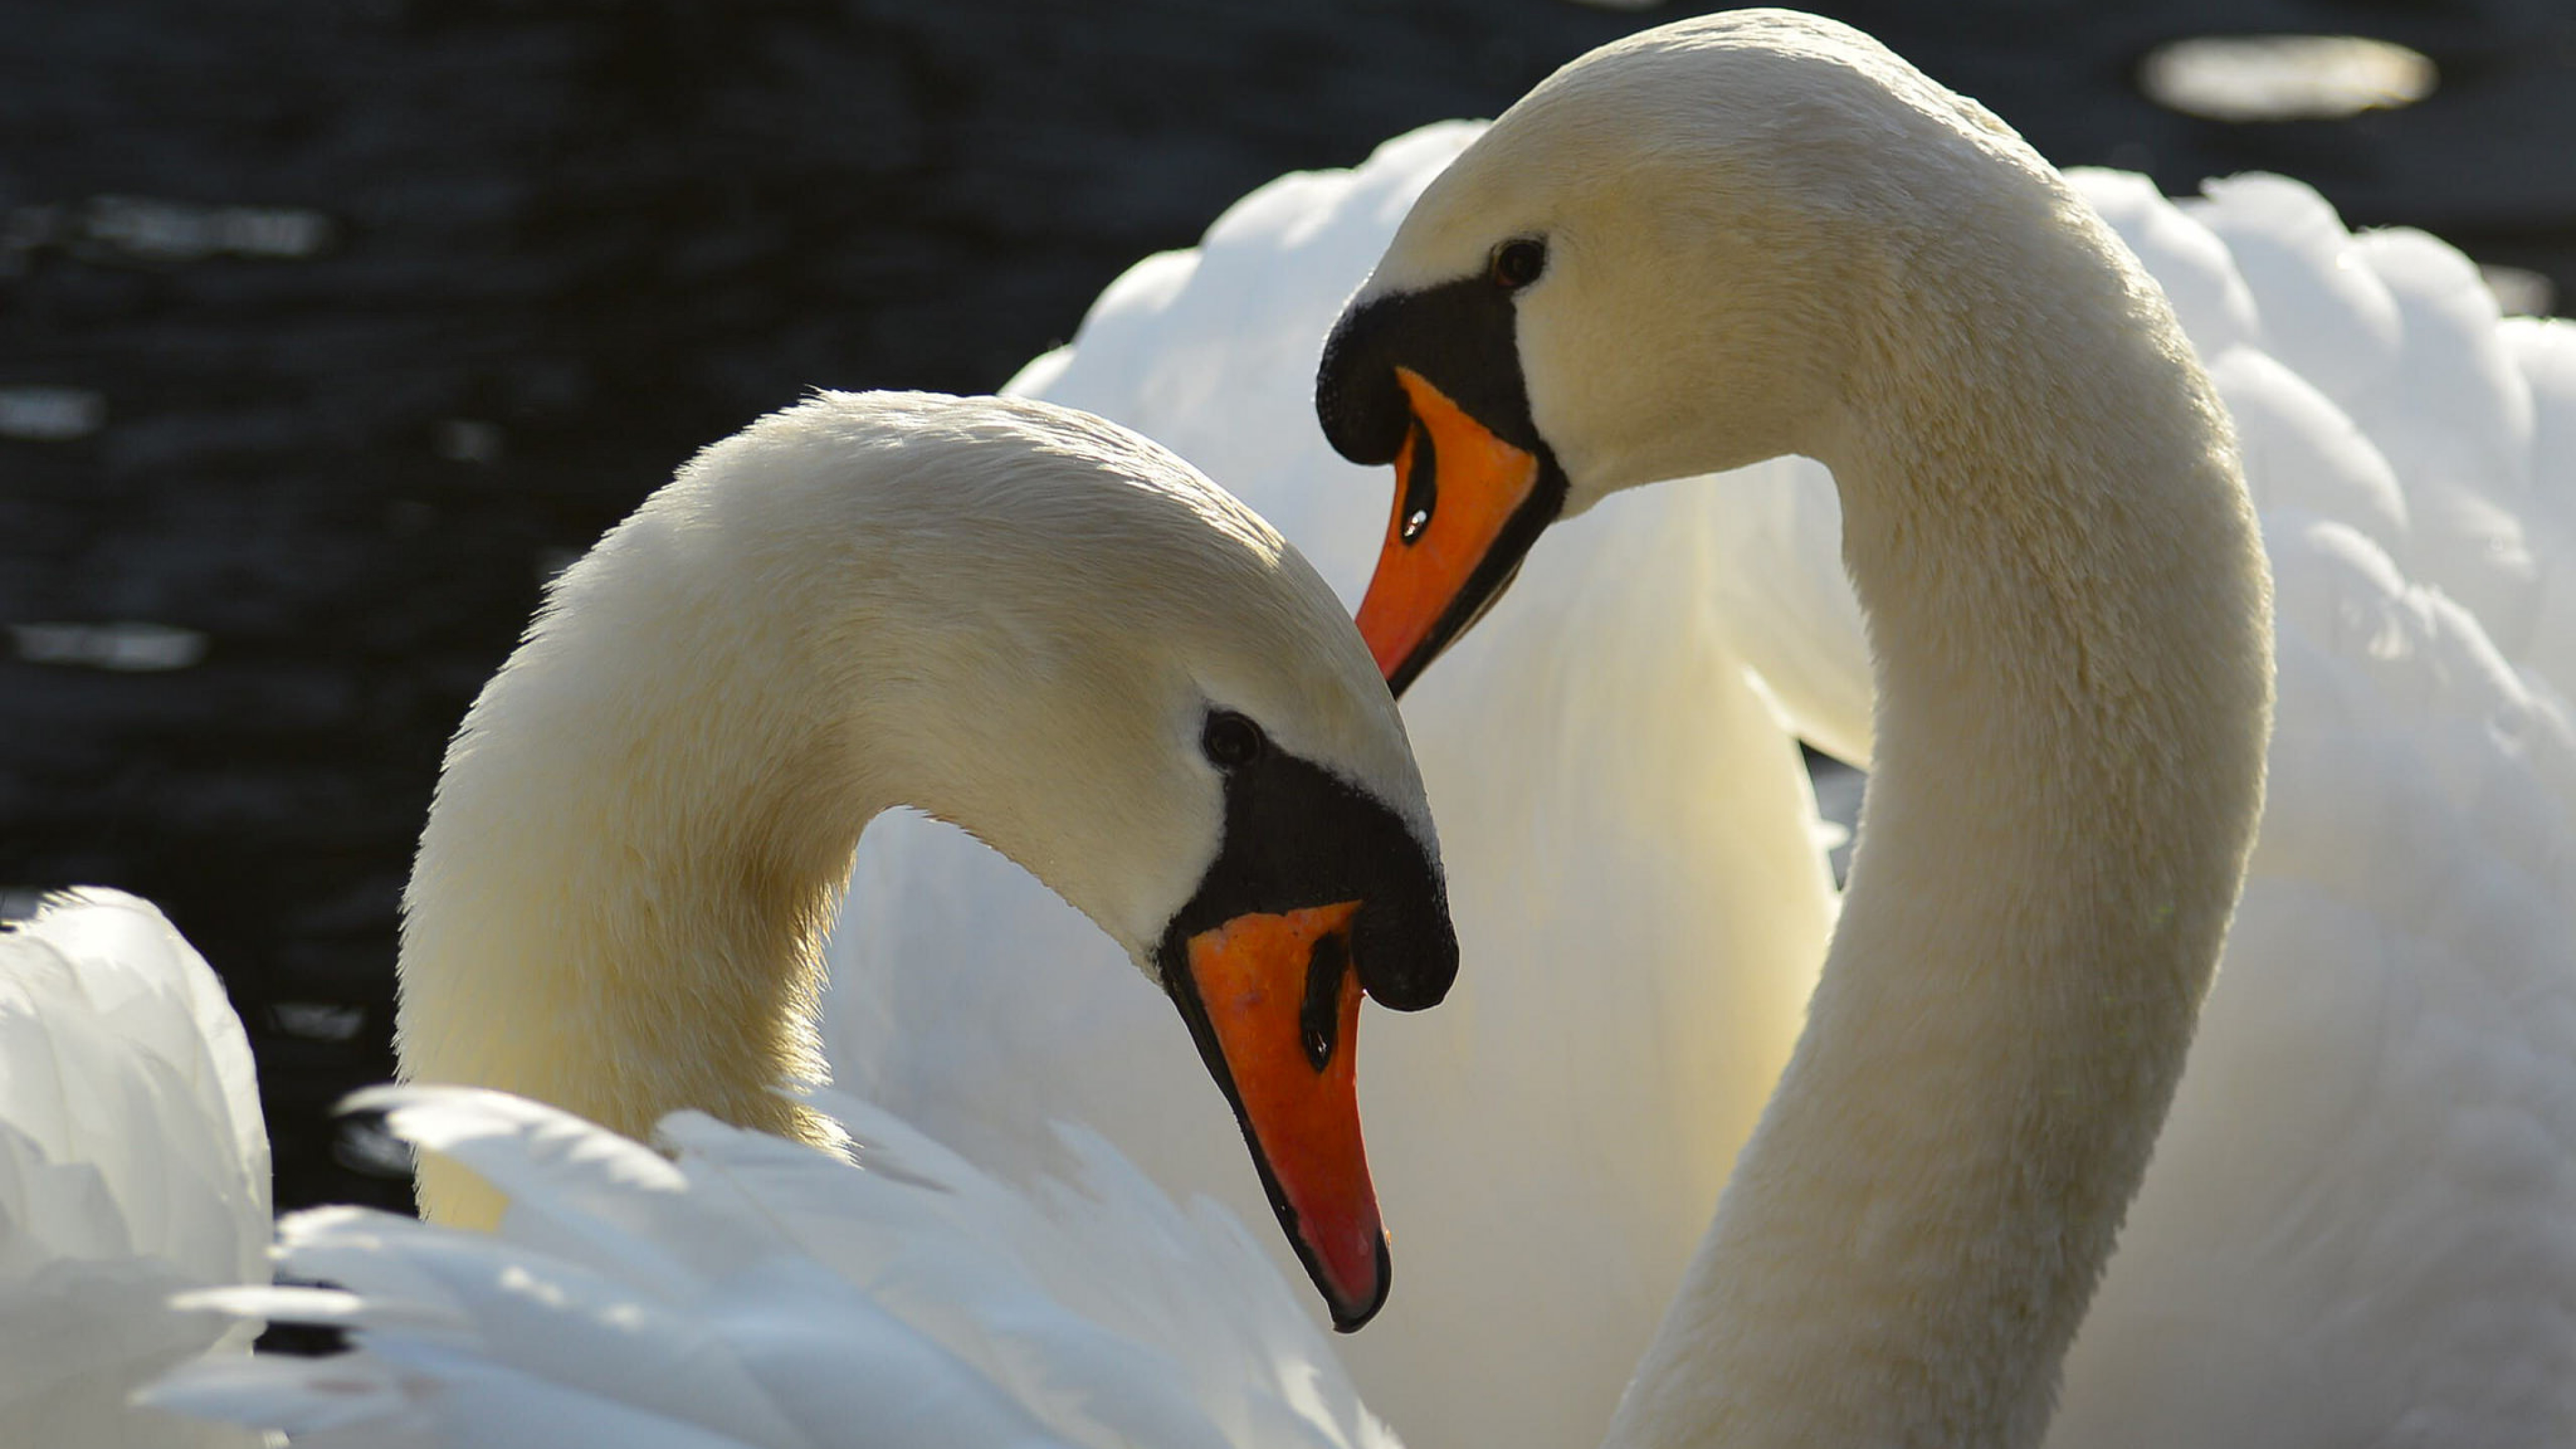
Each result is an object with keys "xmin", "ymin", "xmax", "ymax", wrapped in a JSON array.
[
  {"xmin": 181, "ymin": 10, "xmax": 2268, "ymax": 1440},
  {"xmin": 15, "ymin": 6, "xmax": 2573, "ymax": 1444}
]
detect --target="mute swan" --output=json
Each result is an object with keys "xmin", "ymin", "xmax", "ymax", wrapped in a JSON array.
[
  {"xmin": 0, "ymin": 889, "xmax": 270, "ymax": 1449},
  {"xmin": 392, "ymin": 390, "xmax": 1458, "ymax": 1331},
  {"xmin": 148, "ymin": 388, "xmax": 1451, "ymax": 1447},
  {"xmin": 1320, "ymin": 9, "xmax": 2576, "ymax": 1444}
]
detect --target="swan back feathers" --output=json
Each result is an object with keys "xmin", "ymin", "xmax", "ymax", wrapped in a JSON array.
[
  {"xmin": 0, "ymin": 890, "xmax": 270, "ymax": 1448},
  {"xmin": 150, "ymin": 1087, "xmax": 1399, "ymax": 1449}
]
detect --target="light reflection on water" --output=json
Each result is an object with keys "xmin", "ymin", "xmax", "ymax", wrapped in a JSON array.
[
  {"xmin": 270, "ymin": 1002, "xmax": 368, "ymax": 1043},
  {"xmin": 2, "ymin": 195, "xmax": 333, "ymax": 274},
  {"xmin": 9, "ymin": 621, "xmax": 210, "ymax": 672},
  {"xmin": 433, "ymin": 419, "xmax": 504, "ymax": 465},
  {"xmin": 0, "ymin": 386, "xmax": 105, "ymax": 441},
  {"xmin": 2141, "ymin": 34, "xmax": 2437, "ymax": 123}
]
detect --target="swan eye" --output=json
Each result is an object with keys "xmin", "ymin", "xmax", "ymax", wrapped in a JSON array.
[
  {"xmin": 1201, "ymin": 710, "xmax": 1265, "ymax": 770},
  {"xmin": 1490, "ymin": 237, "xmax": 1546, "ymax": 290}
]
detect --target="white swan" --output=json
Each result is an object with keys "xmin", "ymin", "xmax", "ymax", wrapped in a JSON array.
[
  {"xmin": 388, "ymin": 390, "xmax": 1458, "ymax": 1334},
  {"xmin": 1316, "ymin": 9, "xmax": 2576, "ymax": 1444},
  {"xmin": 150, "ymin": 388, "xmax": 1456, "ymax": 1447},
  {"xmin": 0, "ymin": 889, "xmax": 271, "ymax": 1448}
]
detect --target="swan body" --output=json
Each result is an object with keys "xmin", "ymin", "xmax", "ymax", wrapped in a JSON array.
[
  {"xmin": 0, "ymin": 889, "xmax": 271, "ymax": 1449},
  {"xmin": 830, "ymin": 125, "xmax": 1835, "ymax": 1449}
]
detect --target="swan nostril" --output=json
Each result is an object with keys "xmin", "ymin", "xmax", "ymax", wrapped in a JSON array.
[
  {"xmin": 1316, "ymin": 294, "xmax": 1419, "ymax": 466},
  {"xmin": 1397, "ymin": 415, "xmax": 1438, "ymax": 546},
  {"xmin": 1301, "ymin": 930, "xmax": 1350, "ymax": 1073}
]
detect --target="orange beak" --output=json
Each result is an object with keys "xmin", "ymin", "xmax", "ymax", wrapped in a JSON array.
[
  {"xmin": 1179, "ymin": 900, "xmax": 1387, "ymax": 1330},
  {"xmin": 1353, "ymin": 367, "xmax": 1544, "ymax": 688}
]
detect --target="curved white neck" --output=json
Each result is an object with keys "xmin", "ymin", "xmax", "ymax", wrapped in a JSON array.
[
  {"xmin": 388, "ymin": 394, "xmax": 1403, "ymax": 1230},
  {"xmin": 396, "ymin": 489, "xmax": 898, "ymax": 1224},
  {"xmin": 1606, "ymin": 197, "xmax": 2273, "ymax": 1448}
]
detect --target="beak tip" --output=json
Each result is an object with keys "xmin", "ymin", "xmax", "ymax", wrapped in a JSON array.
[{"xmin": 1325, "ymin": 1234, "xmax": 1394, "ymax": 1333}]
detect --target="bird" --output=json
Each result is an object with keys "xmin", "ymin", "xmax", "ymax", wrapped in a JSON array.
[
  {"xmin": 148, "ymin": 388, "xmax": 1459, "ymax": 1448},
  {"xmin": 1316, "ymin": 9, "xmax": 2576, "ymax": 1446},
  {"xmin": 386, "ymin": 389, "xmax": 1458, "ymax": 1334},
  {"xmin": 0, "ymin": 888, "xmax": 272, "ymax": 1449}
]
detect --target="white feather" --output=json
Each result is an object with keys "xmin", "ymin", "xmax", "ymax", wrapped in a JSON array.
[
  {"xmin": 149, "ymin": 1088, "xmax": 1395, "ymax": 1449},
  {"xmin": 0, "ymin": 890, "xmax": 272, "ymax": 1449}
]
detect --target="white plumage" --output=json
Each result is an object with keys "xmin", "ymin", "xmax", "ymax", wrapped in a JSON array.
[
  {"xmin": 2047, "ymin": 168, "xmax": 2576, "ymax": 1449},
  {"xmin": 0, "ymin": 890, "xmax": 271, "ymax": 1449},
  {"xmin": 1673, "ymin": 158, "xmax": 2576, "ymax": 1441},
  {"xmin": 152, "ymin": 1087, "xmax": 1393, "ymax": 1449}
]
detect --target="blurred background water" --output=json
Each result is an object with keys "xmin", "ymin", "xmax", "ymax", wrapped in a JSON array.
[{"xmin": 4, "ymin": 0, "xmax": 2571, "ymax": 1215}]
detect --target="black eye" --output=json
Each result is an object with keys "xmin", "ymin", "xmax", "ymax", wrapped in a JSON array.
[
  {"xmin": 1490, "ymin": 237, "xmax": 1546, "ymax": 290},
  {"xmin": 1201, "ymin": 710, "xmax": 1265, "ymax": 770}
]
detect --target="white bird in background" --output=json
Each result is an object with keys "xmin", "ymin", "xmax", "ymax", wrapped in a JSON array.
[
  {"xmin": 1962, "ymin": 164, "xmax": 2576, "ymax": 1446},
  {"xmin": 0, "ymin": 890, "xmax": 270, "ymax": 1449}
]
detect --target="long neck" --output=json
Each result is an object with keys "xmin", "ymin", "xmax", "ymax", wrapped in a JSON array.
[
  {"xmin": 395, "ymin": 490, "xmax": 896, "ymax": 1227},
  {"xmin": 1607, "ymin": 198, "xmax": 2273, "ymax": 1448}
]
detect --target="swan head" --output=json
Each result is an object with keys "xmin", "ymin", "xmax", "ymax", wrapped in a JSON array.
[
  {"xmin": 521, "ymin": 392, "xmax": 1452, "ymax": 1329},
  {"xmin": 1316, "ymin": 9, "xmax": 2036, "ymax": 689}
]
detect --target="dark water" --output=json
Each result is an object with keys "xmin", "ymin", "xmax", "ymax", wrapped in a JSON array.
[{"xmin": 5, "ymin": 0, "xmax": 2571, "ymax": 1215}]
